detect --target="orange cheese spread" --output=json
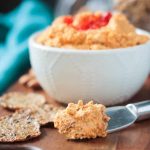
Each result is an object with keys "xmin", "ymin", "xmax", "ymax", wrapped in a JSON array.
[
  {"xmin": 37, "ymin": 12, "xmax": 149, "ymax": 50},
  {"xmin": 54, "ymin": 100, "xmax": 110, "ymax": 139}
]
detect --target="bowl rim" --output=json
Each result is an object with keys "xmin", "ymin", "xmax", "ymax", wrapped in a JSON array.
[{"xmin": 29, "ymin": 28, "xmax": 150, "ymax": 54}]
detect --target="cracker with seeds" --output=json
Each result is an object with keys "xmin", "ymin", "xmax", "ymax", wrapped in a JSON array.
[
  {"xmin": 0, "ymin": 111, "xmax": 41, "ymax": 142},
  {"xmin": 0, "ymin": 92, "xmax": 46, "ymax": 110},
  {"xmin": 17, "ymin": 104, "xmax": 64, "ymax": 126}
]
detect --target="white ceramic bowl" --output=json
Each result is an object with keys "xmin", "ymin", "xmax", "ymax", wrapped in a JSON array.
[{"xmin": 29, "ymin": 29, "xmax": 150, "ymax": 105}]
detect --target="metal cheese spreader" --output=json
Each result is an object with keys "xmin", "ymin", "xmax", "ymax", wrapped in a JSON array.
[{"xmin": 107, "ymin": 100, "xmax": 150, "ymax": 133}]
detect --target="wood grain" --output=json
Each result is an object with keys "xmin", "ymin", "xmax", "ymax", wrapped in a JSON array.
[{"xmin": 0, "ymin": 78, "xmax": 150, "ymax": 150}]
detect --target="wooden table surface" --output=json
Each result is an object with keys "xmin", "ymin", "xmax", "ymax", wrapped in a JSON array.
[{"xmin": 0, "ymin": 78, "xmax": 150, "ymax": 150}]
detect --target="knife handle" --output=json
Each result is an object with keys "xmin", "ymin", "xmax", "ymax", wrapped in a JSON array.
[{"xmin": 127, "ymin": 100, "xmax": 150, "ymax": 121}]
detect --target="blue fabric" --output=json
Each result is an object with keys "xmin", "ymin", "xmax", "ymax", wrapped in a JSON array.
[{"xmin": 0, "ymin": 0, "xmax": 53, "ymax": 94}]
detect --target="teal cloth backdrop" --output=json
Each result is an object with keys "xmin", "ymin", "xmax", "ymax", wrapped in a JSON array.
[{"xmin": 0, "ymin": 0, "xmax": 54, "ymax": 94}]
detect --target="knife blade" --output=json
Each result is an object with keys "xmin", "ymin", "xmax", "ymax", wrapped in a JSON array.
[{"xmin": 106, "ymin": 100, "xmax": 150, "ymax": 133}]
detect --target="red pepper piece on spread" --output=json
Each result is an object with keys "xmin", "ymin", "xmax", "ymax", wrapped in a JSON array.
[
  {"xmin": 64, "ymin": 16, "xmax": 73, "ymax": 25},
  {"xmin": 64, "ymin": 12, "xmax": 112, "ymax": 30},
  {"xmin": 101, "ymin": 12, "xmax": 112, "ymax": 23}
]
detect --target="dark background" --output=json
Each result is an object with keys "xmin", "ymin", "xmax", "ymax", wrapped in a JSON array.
[{"xmin": 0, "ymin": 0, "xmax": 56, "ymax": 13}]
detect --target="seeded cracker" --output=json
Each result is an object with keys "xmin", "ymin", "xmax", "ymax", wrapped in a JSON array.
[
  {"xmin": 0, "ymin": 92, "xmax": 46, "ymax": 110},
  {"xmin": 0, "ymin": 111, "xmax": 41, "ymax": 142},
  {"xmin": 17, "ymin": 104, "xmax": 64, "ymax": 126}
]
